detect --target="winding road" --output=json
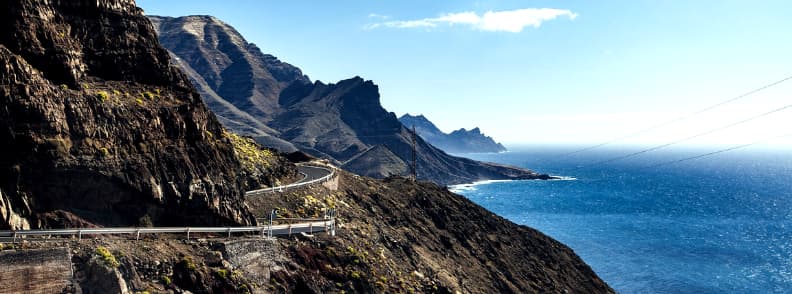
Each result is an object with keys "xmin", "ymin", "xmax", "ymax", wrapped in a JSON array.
[
  {"xmin": 0, "ymin": 163, "xmax": 338, "ymax": 241},
  {"xmin": 245, "ymin": 163, "xmax": 334, "ymax": 196}
]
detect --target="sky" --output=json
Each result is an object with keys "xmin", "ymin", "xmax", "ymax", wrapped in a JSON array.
[{"xmin": 137, "ymin": 0, "xmax": 792, "ymax": 147}]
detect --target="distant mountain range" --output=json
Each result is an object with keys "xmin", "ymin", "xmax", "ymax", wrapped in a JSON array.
[
  {"xmin": 149, "ymin": 15, "xmax": 548, "ymax": 185},
  {"xmin": 399, "ymin": 114, "xmax": 506, "ymax": 154}
]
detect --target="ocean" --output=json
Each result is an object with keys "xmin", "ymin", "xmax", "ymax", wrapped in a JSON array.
[{"xmin": 452, "ymin": 146, "xmax": 792, "ymax": 293}]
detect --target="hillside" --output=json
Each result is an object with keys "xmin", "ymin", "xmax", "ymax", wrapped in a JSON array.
[
  {"xmin": 400, "ymin": 113, "xmax": 507, "ymax": 153},
  {"xmin": 0, "ymin": 3, "xmax": 613, "ymax": 293},
  {"xmin": 0, "ymin": 0, "xmax": 294, "ymax": 229},
  {"xmin": 150, "ymin": 15, "xmax": 547, "ymax": 185}
]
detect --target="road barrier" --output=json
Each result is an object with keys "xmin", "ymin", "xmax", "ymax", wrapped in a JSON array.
[
  {"xmin": 0, "ymin": 219, "xmax": 334, "ymax": 243},
  {"xmin": 245, "ymin": 164, "xmax": 335, "ymax": 196}
]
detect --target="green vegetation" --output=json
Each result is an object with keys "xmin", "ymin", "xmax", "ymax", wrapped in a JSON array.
[
  {"xmin": 231, "ymin": 270, "xmax": 244, "ymax": 280},
  {"xmin": 99, "ymin": 147, "xmax": 109, "ymax": 156},
  {"xmin": 182, "ymin": 256, "xmax": 197, "ymax": 271},
  {"xmin": 215, "ymin": 268, "xmax": 228, "ymax": 278},
  {"xmin": 135, "ymin": 98, "xmax": 144, "ymax": 106},
  {"xmin": 112, "ymin": 89, "xmax": 121, "ymax": 96},
  {"xmin": 225, "ymin": 130, "xmax": 273, "ymax": 170},
  {"xmin": 97, "ymin": 91, "xmax": 109, "ymax": 102},
  {"xmin": 142, "ymin": 91, "xmax": 155, "ymax": 100},
  {"xmin": 95, "ymin": 246, "xmax": 120, "ymax": 268},
  {"xmin": 349, "ymin": 271, "xmax": 361, "ymax": 279},
  {"xmin": 161, "ymin": 275, "xmax": 172, "ymax": 285},
  {"xmin": 59, "ymin": 84, "xmax": 68, "ymax": 90},
  {"xmin": 239, "ymin": 284, "xmax": 250, "ymax": 294}
]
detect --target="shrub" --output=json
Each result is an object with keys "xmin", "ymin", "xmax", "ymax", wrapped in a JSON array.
[
  {"xmin": 161, "ymin": 275, "xmax": 172, "ymax": 285},
  {"xmin": 59, "ymin": 84, "xmax": 68, "ymax": 90},
  {"xmin": 224, "ymin": 131, "xmax": 273, "ymax": 170},
  {"xmin": 215, "ymin": 268, "xmax": 228, "ymax": 278},
  {"xmin": 143, "ymin": 91, "xmax": 155, "ymax": 100},
  {"xmin": 95, "ymin": 246, "xmax": 120, "ymax": 268},
  {"xmin": 349, "ymin": 271, "xmax": 361, "ymax": 279},
  {"xmin": 135, "ymin": 98, "xmax": 144, "ymax": 106},
  {"xmin": 112, "ymin": 89, "xmax": 121, "ymax": 96},
  {"xmin": 182, "ymin": 256, "xmax": 197, "ymax": 271},
  {"xmin": 97, "ymin": 91, "xmax": 109, "ymax": 102}
]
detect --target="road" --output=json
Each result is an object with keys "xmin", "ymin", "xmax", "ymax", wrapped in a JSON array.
[
  {"xmin": 295, "ymin": 165, "xmax": 332, "ymax": 184},
  {"xmin": 245, "ymin": 163, "xmax": 334, "ymax": 196},
  {"xmin": 0, "ymin": 163, "xmax": 337, "ymax": 241},
  {"xmin": 0, "ymin": 220, "xmax": 334, "ymax": 242}
]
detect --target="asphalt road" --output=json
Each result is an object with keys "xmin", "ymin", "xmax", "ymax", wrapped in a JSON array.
[{"xmin": 295, "ymin": 165, "xmax": 332, "ymax": 184}]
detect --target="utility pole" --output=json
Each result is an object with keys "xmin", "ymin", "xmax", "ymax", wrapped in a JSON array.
[{"xmin": 411, "ymin": 125, "xmax": 418, "ymax": 181}]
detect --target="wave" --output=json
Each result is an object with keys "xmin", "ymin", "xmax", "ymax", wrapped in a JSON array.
[{"xmin": 449, "ymin": 176, "xmax": 576, "ymax": 193}]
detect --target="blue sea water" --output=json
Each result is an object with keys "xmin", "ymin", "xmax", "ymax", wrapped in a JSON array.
[{"xmin": 453, "ymin": 146, "xmax": 792, "ymax": 293}]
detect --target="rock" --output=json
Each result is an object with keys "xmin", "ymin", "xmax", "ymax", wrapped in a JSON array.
[
  {"xmin": 399, "ymin": 114, "xmax": 507, "ymax": 154},
  {"xmin": 0, "ymin": 0, "xmax": 269, "ymax": 229},
  {"xmin": 150, "ymin": 15, "xmax": 550, "ymax": 186}
]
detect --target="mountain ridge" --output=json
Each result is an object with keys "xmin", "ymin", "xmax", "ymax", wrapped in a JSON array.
[
  {"xmin": 400, "ymin": 113, "xmax": 507, "ymax": 153},
  {"xmin": 151, "ymin": 15, "xmax": 547, "ymax": 185}
]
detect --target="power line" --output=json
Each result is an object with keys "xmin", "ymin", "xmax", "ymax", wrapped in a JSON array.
[
  {"xmin": 644, "ymin": 133, "xmax": 792, "ymax": 169},
  {"xmin": 588, "ymin": 102, "xmax": 792, "ymax": 166},
  {"xmin": 557, "ymin": 74, "xmax": 792, "ymax": 158}
]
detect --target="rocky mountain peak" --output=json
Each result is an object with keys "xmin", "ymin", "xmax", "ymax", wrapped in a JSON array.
[
  {"xmin": 401, "ymin": 114, "xmax": 507, "ymax": 154},
  {"xmin": 153, "ymin": 15, "xmax": 534, "ymax": 185}
]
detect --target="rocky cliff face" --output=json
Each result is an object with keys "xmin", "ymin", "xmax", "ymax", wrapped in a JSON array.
[
  {"xmin": 151, "ymin": 15, "xmax": 546, "ymax": 185},
  {"xmin": 0, "ymin": 0, "xmax": 265, "ymax": 229},
  {"xmin": 400, "ymin": 113, "xmax": 507, "ymax": 154},
  {"xmin": 149, "ymin": 15, "xmax": 305, "ymax": 152}
]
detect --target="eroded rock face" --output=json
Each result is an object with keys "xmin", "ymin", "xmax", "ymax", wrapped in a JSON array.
[{"xmin": 0, "ymin": 0, "xmax": 257, "ymax": 229}]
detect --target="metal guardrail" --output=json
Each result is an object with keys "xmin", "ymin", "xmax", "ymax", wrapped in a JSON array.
[
  {"xmin": 245, "ymin": 165, "xmax": 335, "ymax": 196},
  {"xmin": 0, "ymin": 219, "xmax": 334, "ymax": 242},
  {"xmin": 0, "ymin": 165, "xmax": 339, "ymax": 243}
]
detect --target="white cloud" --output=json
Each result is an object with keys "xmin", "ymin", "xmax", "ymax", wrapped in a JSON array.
[
  {"xmin": 368, "ymin": 13, "xmax": 390, "ymax": 20},
  {"xmin": 366, "ymin": 8, "xmax": 577, "ymax": 33}
]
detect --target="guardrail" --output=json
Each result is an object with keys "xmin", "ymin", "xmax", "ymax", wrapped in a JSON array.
[
  {"xmin": 0, "ymin": 164, "xmax": 339, "ymax": 243},
  {"xmin": 0, "ymin": 219, "xmax": 334, "ymax": 243},
  {"xmin": 245, "ymin": 165, "xmax": 335, "ymax": 196}
]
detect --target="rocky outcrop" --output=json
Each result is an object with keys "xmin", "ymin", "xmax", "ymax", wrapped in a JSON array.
[
  {"xmin": 400, "ymin": 114, "xmax": 507, "ymax": 153},
  {"xmin": 0, "ymin": 0, "xmax": 266, "ymax": 229},
  {"xmin": 151, "ymin": 15, "xmax": 546, "ymax": 185}
]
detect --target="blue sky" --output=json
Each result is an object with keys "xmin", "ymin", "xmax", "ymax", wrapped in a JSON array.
[{"xmin": 138, "ymin": 0, "xmax": 792, "ymax": 147}]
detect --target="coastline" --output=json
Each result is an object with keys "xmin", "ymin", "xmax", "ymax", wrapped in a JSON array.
[{"xmin": 449, "ymin": 175, "xmax": 576, "ymax": 194}]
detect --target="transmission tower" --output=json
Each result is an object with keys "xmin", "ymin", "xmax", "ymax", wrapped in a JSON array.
[{"xmin": 411, "ymin": 125, "xmax": 418, "ymax": 181}]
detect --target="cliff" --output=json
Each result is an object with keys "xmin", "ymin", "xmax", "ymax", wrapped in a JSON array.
[
  {"xmin": 0, "ymin": 171, "xmax": 614, "ymax": 293},
  {"xmin": 0, "ymin": 0, "xmax": 288, "ymax": 229},
  {"xmin": 400, "ymin": 113, "xmax": 507, "ymax": 153},
  {"xmin": 150, "ymin": 15, "xmax": 545, "ymax": 185},
  {"xmin": 0, "ymin": 2, "xmax": 614, "ymax": 293}
]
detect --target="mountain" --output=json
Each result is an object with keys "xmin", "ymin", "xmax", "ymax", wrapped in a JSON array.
[
  {"xmin": 150, "ymin": 15, "xmax": 549, "ymax": 185},
  {"xmin": 0, "ymin": 0, "xmax": 287, "ymax": 229},
  {"xmin": 400, "ymin": 113, "xmax": 507, "ymax": 153}
]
